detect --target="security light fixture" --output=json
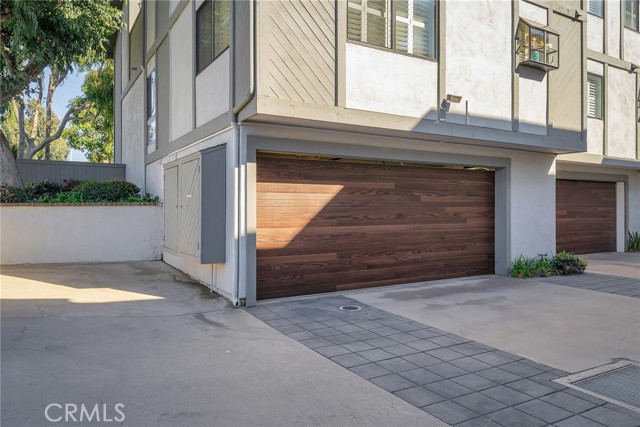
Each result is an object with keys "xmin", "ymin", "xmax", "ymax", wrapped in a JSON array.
[{"xmin": 446, "ymin": 94, "xmax": 463, "ymax": 103}]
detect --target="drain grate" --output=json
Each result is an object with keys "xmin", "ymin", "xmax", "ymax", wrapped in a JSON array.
[
  {"xmin": 557, "ymin": 362, "xmax": 640, "ymax": 412},
  {"xmin": 339, "ymin": 305, "xmax": 361, "ymax": 311}
]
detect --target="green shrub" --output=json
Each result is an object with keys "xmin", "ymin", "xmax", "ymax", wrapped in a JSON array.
[
  {"xmin": 25, "ymin": 180, "xmax": 63, "ymax": 200},
  {"xmin": 78, "ymin": 180, "xmax": 140, "ymax": 202},
  {"xmin": 551, "ymin": 252, "xmax": 587, "ymax": 275},
  {"xmin": 627, "ymin": 231, "xmax": 640, "ymax": 252},
  {"xmin": 34, "ymin": 190, "xmax": 85, "ymax": 203},
  {"xmin": 0, "ymin": 185, "xmax": 27, "ymax": 203},
  {"xmin": 61, "ymin": 179, "xmax": 82, "ymax": 192},
  {"xmin": 508, "ymin": 255, "xmax": 557, "ymax": 278}
]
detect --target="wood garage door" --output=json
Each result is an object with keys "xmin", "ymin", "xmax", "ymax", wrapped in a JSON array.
[
  {"xmin": 556, "ymin": 180, "xmax": 616, "ymax": 254},
  {"xmin": 257, "ymin": 156, "xmax": 495, "ymax": 300}
]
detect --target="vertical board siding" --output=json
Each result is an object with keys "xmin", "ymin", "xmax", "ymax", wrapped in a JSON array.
[
  {"xmin": 256, "ymin": 157, "xmax": 495, "ymax": 300},
  {"xmin": 164, "ymin": 166, "xmax": 179, "ymax": 251},
  {"xmin": 17, "ymin": 160, "xmax": 125, "ymax": 185},
  {"xmin": 178, "ymin": 158, "xmax": 201, "ymax": 257},
  {"xmin": 556, "ymin": 180, "xmax": 617, "ymax": 254},
  {"xmin": 266, "ymin": 0, "xmax": 336, "ymax": 106},
  {"xmin": 234, "ymin": 0, "xmax": 252, "ymax": 105}
]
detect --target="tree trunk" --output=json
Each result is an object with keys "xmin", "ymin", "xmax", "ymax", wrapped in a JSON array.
[{"xmin": 0, "ymin": 129, "xmax": 24, "ymax": 188}]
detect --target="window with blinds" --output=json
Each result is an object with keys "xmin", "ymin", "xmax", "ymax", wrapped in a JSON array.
[
  {"xmin": 588, "ymin": 0, "xmax": 604, "ymax": 17},
  {"xmin": 347, "ymin": 0, "xmax": 436, "ymax": 59},
  {"xmin": 587, "ymin": 74, "xmax": 603, "ymax": 120},
  {"xmin": 625, "ymin": 0, "xmax": 639, "ymax": 30}
]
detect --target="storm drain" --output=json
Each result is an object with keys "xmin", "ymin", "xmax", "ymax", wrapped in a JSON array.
[{"xmin": 556, "ymin": 361, "xmax": 640, "ymax": 412}]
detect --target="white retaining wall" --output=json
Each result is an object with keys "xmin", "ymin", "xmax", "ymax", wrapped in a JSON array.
[{"xmin": 0, "ymin": 205, "xmax": 163, "ymax": 265}]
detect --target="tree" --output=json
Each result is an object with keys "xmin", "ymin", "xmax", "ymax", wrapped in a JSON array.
[
  {"xmin": 0, "ymin": 0, "xmax": 121, "ymax": 186},
  {"xmin": 2, "ymin": 99, "xmax": 70, "ymax": 161},
  {"xmin": 64, "ymin": 61, "xmax": 115, "ymax": 163}
]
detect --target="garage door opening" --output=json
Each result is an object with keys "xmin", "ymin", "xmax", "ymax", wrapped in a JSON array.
[
  {"xmin": 256, "ymin": 155, "xmax": 496, "ymax": 300},
  {"xmin": 556, "ymin": 180, "xmax": 616, "ymax": 254}
]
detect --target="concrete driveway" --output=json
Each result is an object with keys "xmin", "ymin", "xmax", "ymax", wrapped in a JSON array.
[
  {"xmin": 349, "ymin": 252, "xmax": 640, "ymax": 373},
  {"xmin": 1, "ymin": 262, "xmax": 444, "ymax": 427}
]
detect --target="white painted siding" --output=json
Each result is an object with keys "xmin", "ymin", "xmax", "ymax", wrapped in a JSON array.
[
  {"xmin": 121, "ymin": 74, "xmax": 146, "ymax": 191},
  {"xmin": 607, "ymin": 67, "xmax": 636, "ymax": 159},
  {"xmin": 345, "ymin": 43, "xmax": 438, "ymax": 119},
  {"xmin": 518, "ymin": 70, "xmax": 547, "ymax": 135},
  {"xmin": 170, "ymin": 6, "xmax": 194, "ymax": 141},
  {"xmin": 587, "ymin": 118, "xmax": 604, "ymax": 155},
  {"xmin": 445, "ymin": 0, "xmax": 512, "ymax": 130},
  {"xmin": 196, "ymin": 50, "xmax": 231, "ymax": 126}
]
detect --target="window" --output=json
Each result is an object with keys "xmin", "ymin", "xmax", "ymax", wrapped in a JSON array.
[
  {"xmin": 347, "ymin": 0, "xmax": 436, "ymax": 59},
  {"xmin": 587, "ymin": 73, "xmax": 603, "ymax": 120},
  {"xmin": 196, "ymin": 0, "xmax": 230, "ymax": 74},
  {"xmin": 624, "ymin": 0, "xmax": 639, "ymax": 30},
  {"xmin": 516, "ymin": 18, "xmax": 559, "ymax": 71},
  {"xmin": 147, "ymin": 70, "xmax": 157, "ymax": 146},
  {"xmin": 587, "ymin": 0, "xmax": 604, "ymax": 17}
]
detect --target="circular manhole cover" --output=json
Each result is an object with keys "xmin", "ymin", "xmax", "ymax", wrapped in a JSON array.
[{"xmin": 339, "ymin": 305, "xmax": 361, "ymax": 311}]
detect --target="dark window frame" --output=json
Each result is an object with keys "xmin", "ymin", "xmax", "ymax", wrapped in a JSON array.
[
  {"xmin": 347, "ymin": 0, "xmax": 438, "ymax": 60},
  {"xmin": 196, "ymin": 0, "xmax": 230, "ymax": 75}
]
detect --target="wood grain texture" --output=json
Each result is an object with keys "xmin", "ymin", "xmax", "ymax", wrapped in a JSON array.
[
  {"xmin": 257, "ymin": 157, "xmax": 495, "ymax": 299},
  {"xmin": 556, "ymin": 180, "xmax": 616, "ymax": 254}
]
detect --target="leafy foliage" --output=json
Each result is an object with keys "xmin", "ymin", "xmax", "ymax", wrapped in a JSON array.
[
  {"xmin": 0, "ymin": 0, "xmax": 122, "ymax": 112},
  {"xmin": 64, "ymin": 61, "xmax": 115, "ymax": 162},
  {"xmin": 0, "ymin": 184, "xmax": 27, "ymax": 203},
  {"xmin": 627, "ymin": 231, "xmax": 640, "ymax": 252},
  {"xmin": 551, "ymin": 252, "xmax": 588, "ymax": 275},
  {"xmin": 509, "ymin": 252, "xmax": 587, "ymax": 278},
  {"xmin": 78, "ymin": 180, "xmax": 140, "ymax": 202},
  {"xmin": 25, "ymin": 180, "xmax": 63, "ymax": 199},
  {"xmin": 34, "ymin": 189, "xmax": 84, "ymax": 203}
]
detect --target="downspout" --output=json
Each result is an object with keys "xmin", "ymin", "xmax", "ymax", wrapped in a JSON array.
[{"xmin": 231, "ymin": 0, "xmax": 257, "ymax": 306}]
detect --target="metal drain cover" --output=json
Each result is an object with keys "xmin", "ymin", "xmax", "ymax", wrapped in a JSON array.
[
  {"xmin": 556, "ymin": 361, "xmax": 640, "ymax": 412},
  {"xmin": 339, "ymin": 305, "xmax": 361, "ymax": 311}
]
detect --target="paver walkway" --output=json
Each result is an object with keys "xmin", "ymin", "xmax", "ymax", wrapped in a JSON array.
[
  {"xmin": 248, "ymin": 296, "xmax": 640, "ymax": 427},
  {"xmin": 538, "ymin": 273, "xmax": 640, "ymax": 298}
]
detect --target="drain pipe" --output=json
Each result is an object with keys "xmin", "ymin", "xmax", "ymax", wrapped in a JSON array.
[{"xmin": 231, "ymin": 0, "xmax": 257, "ymax": 307}]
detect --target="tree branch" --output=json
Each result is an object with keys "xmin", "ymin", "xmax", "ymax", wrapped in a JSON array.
[{"xmin": 27, "ymin": 103, "xmax": 86, "ymax": 159}]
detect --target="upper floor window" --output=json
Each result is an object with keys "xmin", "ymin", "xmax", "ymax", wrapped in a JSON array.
[
  {"xmin": 587, "ymin": 73, "xmax": 603, "ymax": 120},
  {"xmin": 196, "ymin": 0, "xmax": 230, "ymax": 74},
  {"xmin": 624, "ymin": 0, "xmax": 639, "ymax": 30},
  {"xmin": 347, "ymin": 0, "xmax": 436, "ymax": 59},
  {"xmin": 516, "ymin": 18, "xmax": 559, "ymax": 71},
  {"xmin": 587, "ymin": 0, "xmax": 604, "ymax": 17},
  {"xmin": 147, "ymin": 70, "xmax": 157, "ymax": 146}
]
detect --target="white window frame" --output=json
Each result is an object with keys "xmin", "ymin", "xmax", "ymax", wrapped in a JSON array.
[
  {"xmin": 587, "ymin": 73, "xmax": 603, "ymax": 120},
  {"xmin": 147, "ymin": 69, "xmax": 157, "ymax": 149}
]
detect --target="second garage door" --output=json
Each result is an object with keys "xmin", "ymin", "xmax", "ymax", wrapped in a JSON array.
[
  {"xmin": 556, "ymin": 179, "xmax": 616, "ymax": 254},
  {"xmin": 257, "ymin": 156, "xmax": 495, "ymax": 300}
]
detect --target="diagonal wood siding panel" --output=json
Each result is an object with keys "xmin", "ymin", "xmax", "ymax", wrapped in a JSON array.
[
  {"xmin": 265, "ymin": 0, "xmax": 336, "ymax": 106},
  {"xmin": 178, "ymin": 158, "xmax": 201, "ymax": 257},
  {"xmin": 257, "ymin": 157, "xmax": 495, "ymax": 300},
  {"xmin": 164, "ymin": 166, "xmax": 179, "ymax": 251}
]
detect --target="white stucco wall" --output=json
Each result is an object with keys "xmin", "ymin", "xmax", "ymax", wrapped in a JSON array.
[
  {"xmin": 345, "ymin": 43, "xmax": 438, "ymax": 119},
  {"xmin": 445, "ymin": 0, "xmax": 512, "ymax": 130},
  {"xmin": 196, "ymin": 50, "xmax": 231, "ymax": 127},
  {"xmin": 510, "ymin": 152, "xmax": 557, "ymax": 258},
  {"xmin": 160, "ymin": 128, "xmax": 236, "ymax": 300},
  {"xmin": 623, "ymin": 29, "xmax": 640, "ymax": 65},
  {"xmin": 587, "ymin": 14, "xmax": 604, "ymax": 52},
  {"xmin": 0, "ymin": 206, "xmax": 162, "ymax": 265},
  {"xmin": 121, "ymin": 74, "xmax": 146, "ymax": 192},
  {"xmin": 145, "ymin": 159, "xmax": 164, "ymax": 198},
  {"xmin": 520, "ymin": 0, "xmax": 547, "ymax": 24},
  {"xmin": 518, "ymin": 69, "xmax": 547, "ymax": 135},
  {"xmin": 607, "ymin": 67, "xmax": 636, "ymax": 159},
  {"xmin": 170, "ymin": 6, "xmax": 194, "ymax": 141},
  {"xmin": 607, "ymin": 0, "xmax": 621, "ymax": 58},
  {"xmin": 587, "ymin": 119, "xmax": 604, "ymax": 155}
]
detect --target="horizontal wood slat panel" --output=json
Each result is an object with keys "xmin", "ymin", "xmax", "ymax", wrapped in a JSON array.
[
  {"xmin": 257, "ymin": 157, "xmax": 495, "ymax": 299},
  {"xmin": 556, "ymin": 180, "xmax": 616, "ymax": 254}
]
